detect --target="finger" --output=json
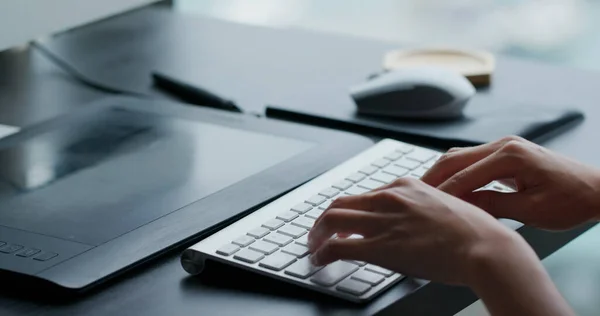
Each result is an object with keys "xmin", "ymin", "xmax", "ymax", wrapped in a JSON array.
[
  {"xmin": 308, "ymin": 208, "xmax": 384, "ymax": 252},
  {"xmin": 462, "ymin": 190, "xmax": 530, "ymax": 220},
  {"xmin": 310, "ymin": 237, "xmax": 373, "ymax": 266},
  {"xmin": 447, "ymin": 146, "xmax": 468, "ymax": 153},
  {"xmin": 313, "ymin": 193, "xmax": 377, "ymax": 229},
  {"xmin": 438, "ymin": 151, "xmax": 522, "ymax": 197},
  {"xmin": 327, "ymin": 193, "xmax": 376, "ymax": 212},
  {"xmin": 315, "ymin": 188, "xmax": 399, "ymax": 229},
  {"xmin": 421, "ymin": 146, "xmax": 493, "ymax": 187},
  {"xmin": 421, "ymin": 136, "xmax": 524, "ymax": 187}
]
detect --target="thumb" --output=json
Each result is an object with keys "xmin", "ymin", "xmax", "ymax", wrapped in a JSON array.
[{"xmin": 463, "ymin": 191, "xmax": 529, "ymax": 221}]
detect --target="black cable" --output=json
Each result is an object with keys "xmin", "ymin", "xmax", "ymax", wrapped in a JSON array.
[{"xmin": 30, "ymin": 40, "xmax": 148, "ymax": 98}]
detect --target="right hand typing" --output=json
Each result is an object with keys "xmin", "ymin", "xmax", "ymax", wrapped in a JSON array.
[{"xmin": 421, "ymin": 136, "xmax": 600, "ymax": 230}]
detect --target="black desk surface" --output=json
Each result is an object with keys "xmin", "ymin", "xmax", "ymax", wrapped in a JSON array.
[{"xmin": 1, "ymin": 4, "xmax": 599, "ymax": 316}]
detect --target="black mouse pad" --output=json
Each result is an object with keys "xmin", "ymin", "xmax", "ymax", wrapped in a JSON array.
[{"xmin": 266, "ymin": 93, "xmax": 584, "ymax": 148}]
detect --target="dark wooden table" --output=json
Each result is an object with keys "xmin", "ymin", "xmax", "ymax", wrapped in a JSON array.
[{"xmin": 1, "ymin": 4, "xmax": 599, "ymax": 316}]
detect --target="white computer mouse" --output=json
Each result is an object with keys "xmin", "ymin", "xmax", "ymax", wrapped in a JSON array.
[{"xmin": 350, "ymin": 67, "xmax": 476, "ymax": 120}]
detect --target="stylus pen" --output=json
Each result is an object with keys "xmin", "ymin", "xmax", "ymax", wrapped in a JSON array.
[{"xmin": 151, "ymin": 71, "xmax": 243, "ymax": 113}]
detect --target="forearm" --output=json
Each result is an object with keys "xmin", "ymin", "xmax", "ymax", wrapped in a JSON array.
[{"xmin": 467, "ymin": 233, "xmax": 573, "ymax": 316}]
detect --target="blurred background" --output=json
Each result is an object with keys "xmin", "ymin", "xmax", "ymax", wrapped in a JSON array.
[{"xmin": 174, "ymin": 0, "xmax": 600, "ymax": 71}]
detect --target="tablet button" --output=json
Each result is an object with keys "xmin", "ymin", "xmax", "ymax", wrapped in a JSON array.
[
  {"xmin": 33, "ymin": 252, "xmax": 58, "ymax": 262},
  {"xmin": 16, "ymin": 248, "xmax": 41, "ymax": 258},
  {"xmin": 0, "ymin": 244, "xmax": 23, "ymax": 254}
]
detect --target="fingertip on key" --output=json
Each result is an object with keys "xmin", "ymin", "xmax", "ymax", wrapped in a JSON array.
[{"xmin": 310, "ymin": 253, "xmax": 322, "ymax": 267}]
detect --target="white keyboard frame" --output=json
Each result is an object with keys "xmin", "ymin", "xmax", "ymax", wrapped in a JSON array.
[{"xmin": 181, "ymin": 139, "xmax": 521, "ymax": 303}]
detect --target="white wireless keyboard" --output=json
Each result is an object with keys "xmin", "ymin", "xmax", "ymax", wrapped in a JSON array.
[{"xmin": 181, "ymin": 139, "xmax": 514, "ymax": 303}]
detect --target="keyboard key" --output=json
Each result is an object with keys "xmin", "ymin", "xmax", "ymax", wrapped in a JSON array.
[
  {"xmin": 345, "ymin": 260, "xmax": 367, "ymax": 267},
  {"xmin": 0, "ymin": 244, "xmax": 23, "ymax": 254},
  {"xmin": 358, "ymin": 165, "xmax": 378, "ymax": 175},
  {"xmin": 282, "ymin": 243, "xmax": 310, "ymax": 257},
  {"xmin": 249, "ymin": 241, "xmax": 279, "ymax": 255},
  {"xmin": 395, "ymin": 144, "xmax": 414, "ymax": 154},
  {"xmin": 384, "ymin": 151, "xmax": 403, "ymax": 161},
  {"xmin": 16, "ymin": 248, "xmax": 41, "ymax": 258},
  {"xmin": 233, "ymin": 249, "xmax": 265, "ymax": 264},
  {"xmin": 291, "ymin": 203, "xmax": 313, "ymax": 214},
  {"xmin": 346, "ymin": 173, "xmax": 366, "ymax": 183},
  {"xmin": 292, "ymin": 216, "xmax": 315, "ymax": 229},
  {"xmin": 424, "ymin": 159, "xmax": 437, "ymax": 169},
  {"xmin": 262, "ymin": 219, "xmax": 285, "ymax": 230},
  {"xmin": 345, "ymin": 186, "xmax": 369, "ymax": 196},
  {"xmin": 285, "ymin": 257, "xmax": 323, "ymax": 279},
  {"xmin": 405, "ymin": 150, "xmax": 436, "ymax": 163},
  {"xmin": 295, "ymin": 234, "xmax": 309, "ymax": 246},
  {"xmin": 382, "ymin": 165, "xmax": 409, "ymax": 177},
  {"xmin": 336, "ymin": 278, "xmax": 372, "ymax": 296},
  {"xmin": 259, "ymin": 252, "xmax": 297, "ymax": 271},
  {"xmin": 395, "ymin": 158, "xmax": 420, "ymax": 170},
  {"xmin": 411, "ymin": 167, "xmax": 428, "ymax": 178},
  {"xmin": 305, "ymin": 208, "xmax": 324, "ymax": 219},
  {"xmin": 33, "ymin": 252, "xmax": 58, "ymax": 262},
  {"xmin": 318, "ymin": 200, "xmax": 333, "ymax": 210},
  {"xmin": 232, "ymin": 235, "xmax": 255, "ymax": 247},
  {"xmin": 247, "ymin": 227, "xmax": 270, "ymax": 238},
  {"xmin": 310, "ymin": 261, "xmax": 359, "ymax": 287},
  {"xmin": 357, "ymin": 179, "xmax": 384, "ymax": 190},
  {"xmin": 405, "ymin": 174, "xmax": 421, "ymax": 179},
  {"xmin": 264, "ymin": 233, "xmax": 293, "ymax": 247},
  {"xmin": 278, "ymin": 226, "xmax": 307, "ymax": 238},
  {"xmin": 306, "ymin": 195, "xmax": 327, "ymax": 206},
  {"xmin": 365, "ymin": 264, "xmax": 394, "ymax": 277},
  {"xmin": 351, "ymin": 270, "xmax": 385, "ymax": 286},
  {"xmin": 318, "ymin": 188, "xmax": 339, "ymax": 199},
  {"xmin": 371, "ymin": 158, "xmax": 390, "ymax": 168},
  {"xmin": 371, "ymin": 171, "xmax": 397, "ymax": 184},
  {"xmin": 277, "ymin": 211, "xmax": 299, "ymax": 222},
  {"xmin": 332, "ymin": 180, "xmax": 353, "ymax": 190},
  {"xmin": 216, "ymin": 244, "xmax": 240, "ymax": 256}
]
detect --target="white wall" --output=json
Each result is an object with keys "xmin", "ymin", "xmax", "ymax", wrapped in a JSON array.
[{"xmin": 0, "ymin": 0, "xmax": 159, "ymax": 52}]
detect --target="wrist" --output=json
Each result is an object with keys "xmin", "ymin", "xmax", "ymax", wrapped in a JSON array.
[
  {"xmin": 463, "ymin": 229, "xmax": 527, "ymax": 289},
  {"xmin": 463, "ymin": 231, "xmax": 573, "ymax": 316}
]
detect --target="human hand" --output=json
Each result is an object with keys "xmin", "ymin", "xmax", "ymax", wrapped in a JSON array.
[
  {"xmin": 307, "ymin": 178, "xmax": 526, "ymax": 286},
  {"xmin": 308, "ymin": 178, "xmax": 574, "ymax": 316},
  {"xmin": 421, "ymin": 136, "xmax": 600, "ymax": 230}
]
